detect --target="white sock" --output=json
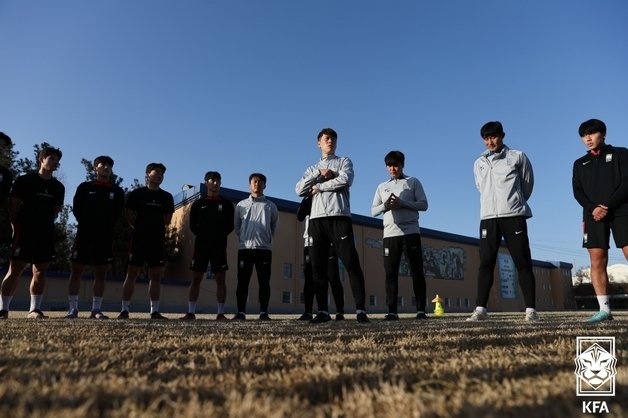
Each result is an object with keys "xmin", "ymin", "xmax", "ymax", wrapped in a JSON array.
[
  {"xmin": 188, "ymin": 301, "xmax": 197, "ymax": 314},
  {"xmin": 356, "ymin": 309, "xmax": 366, "ymax": 314},
  {"xmin": 597, "ymin": 295, "xmax": 611, "ymax": 313},
  {"xmin": 92, "ymin": 297, "xmax": 103, "ymax": 311},
  {"xmin": 0, "ymin": 295, "xmax": 12, "ymax": 311},
  {"xmin": 525, "ymin": 307, "xmax": 536, "ymax": 314},
  {"xmin": 121, "ymin": 300, "xmax": 130, "ymax": 312},
  {"xmin": 150, "ymin": 300, "xmax": 160, "ymax": 314},
  {"xmin": 475, "ymin": 306, "xmax": 487, "ymax": 313},
  {"xmin": 217, "ymin": 303, "xmax": 225, "ymax": 314},
  {"xmin": 30, "ymin": 294, "xmax": 43, "ymax": 311},
  {"xmin": 68, "ymin": 295, "xmax": 79, "ymax": 311}
]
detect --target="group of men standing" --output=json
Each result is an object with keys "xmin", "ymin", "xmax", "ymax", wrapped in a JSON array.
[{"xmin": 0, "ymin": 119, "xmax": 622, "ymax": 324}]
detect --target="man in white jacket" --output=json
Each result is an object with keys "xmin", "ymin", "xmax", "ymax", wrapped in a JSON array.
[
  {"xmin": 372, "ymin": 151, "xmax": 428, "ymax": 320},
  {"xmin": 468, "ymin": 121, "xmax": 539, "ymax": 322}
]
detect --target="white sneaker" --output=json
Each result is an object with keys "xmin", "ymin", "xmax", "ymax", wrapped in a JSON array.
[
  {"xmin": 466, "ymin": 310, "xmax": 488, "ymax": 321},
  {"xmin": 525, "ymin": 311, "xmax": 540, "ymax": 322},
  {"xmin": 27, "ymin": 309, "xmax": 48, "ymax": 319}
]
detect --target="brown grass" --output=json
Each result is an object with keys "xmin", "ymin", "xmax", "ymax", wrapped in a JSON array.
[{"xmin": 0, "ymin": 311, "xmax": 626, "ymax": 418}]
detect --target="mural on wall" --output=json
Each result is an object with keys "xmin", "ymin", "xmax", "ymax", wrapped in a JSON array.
[
  {"xmin": 367, "ymin": 237, "xmax": 466, "ymax": 281},
  {"xmin": 423, "ymin": 246, "xmax": 466, "ymax": 280},
  {"xmin": 498, "ymin": 252, "xmax": 517, "ymax": 299}
]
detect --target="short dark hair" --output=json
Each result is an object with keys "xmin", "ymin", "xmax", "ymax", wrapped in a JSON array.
[
  {"xmin": 480, "ymin": 121, "xmax": 505, "ymax": 138},
  {"xmin": 146, "ymin": 162, "xmax": 166, "ymax": 174},
  {"xmin": 0, "ymin": 132, "xmax": 12, "ymax": 147},
  {"xmin": 204, "ymin": 171, "xmax": 221, "ymax": 182},
  {"xmin": 317, "ymin": 128, "xmax": 338, "ymax": 140},
  {"xmin": 94, "ymin": 155, "xmax": 114, "ymax": 167},
  {"xmin": 249, "ymin": 172, "xmax": 267, "ymax": 184},
  {"xmin": 384, "ymin": 150, "xmax": 405, "ymax": 167},
  {"xmin": 579, "ymin": 119, "xmax": 606, "ymax": 137},
  {"xmin": 38, "ymin": 146, "xmax": 63, "ymax": 162}
]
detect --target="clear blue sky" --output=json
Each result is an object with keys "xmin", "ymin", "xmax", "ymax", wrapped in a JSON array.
[{"xmin": 1, "ymin": 0, "xmax": 627, "ymax": 270}]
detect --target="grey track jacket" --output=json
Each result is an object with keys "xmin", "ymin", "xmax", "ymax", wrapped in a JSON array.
[
  {"xmin": 234, "ymin": 195, "xmax": 278, "ymax": 250},
  {"xmin": 295, "ymin": 154, "xmax": 353, "ymax": 219},
  {"xmin": 371, "ymin": 175, "xmax": 428, "ymax": 238},
  {"xmin": 473, "ymin": 145, "xmax": 534, "ymax": 220}
]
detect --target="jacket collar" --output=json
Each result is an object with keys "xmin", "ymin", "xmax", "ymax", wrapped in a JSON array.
[{"xmin": 482, "ymin": 144, "xmax": 510, "ymax": 159}]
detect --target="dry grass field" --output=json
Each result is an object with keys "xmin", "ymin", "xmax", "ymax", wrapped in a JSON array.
[{"xmin": 0, "ymin": 311, "xmax": 625, "ymax": 418}]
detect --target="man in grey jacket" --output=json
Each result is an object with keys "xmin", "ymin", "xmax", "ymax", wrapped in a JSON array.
[
  {"xmin": 372, "ymin": 150, "xmax": 429, "ymax": 320},
  {"xmin": 295, "ymin": 128, "xmax": 369, "ymax": 323},
  {"xmin": 468, "ymin": 121, "xmax": 539, "ymax": 322},
  {"xmin": 233, "ymin": 173, "xmax": 278, "ymax": 321}
]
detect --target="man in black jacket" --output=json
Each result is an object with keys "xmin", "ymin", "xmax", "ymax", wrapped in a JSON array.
[
  {"xmin": 0, "ymin": 133, "xmax": 14, "ymax": 250},
  {"xmin": 65, "ymin": 156, "xmax": 124, "ymax": 319},
  {"xmin": 0, "ymin": 146, "xmax": 65, "ymax": 319},
  {"xmin": 118, "ymin": 163, "xmax": 174, "ymax": 320},
  {"xmin": 179, "ymin": 171, "xmax": 234, "ymax": 320},
  {"xmin": 572, "ymin": 119, "xmax": 628, "ymax": 323}
]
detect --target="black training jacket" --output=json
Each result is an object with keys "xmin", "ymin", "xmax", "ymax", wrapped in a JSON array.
[{"xmin": 572, "ymin": 144, "xmax": 628, "ymax": 218}]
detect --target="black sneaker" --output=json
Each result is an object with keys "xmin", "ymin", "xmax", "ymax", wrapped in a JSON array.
[
  {"xmin": 356, "ymin": 312, "xmax": 370, "ymax": 323},
  {"xmin": 415, "ymin": 312, "xmax": 428, "ymax": 320},
  {"xmin": 64, "ymin": 309, "xmax": 79, "ymax": 319},
  {"xmin": 117, "ymin": 310, "xmax": 129, "ymax": 319},
  {"xmin": 335, "ymin": 313, "xmax": 345, "ymax": 321},
  {"xmin": 384, "ymin": 313, "xmax": 399, "ymax": 321},
  {"xmin": 297, "ymin": 313, "xmax": 313, "ymax": 321},
  {"xmin": 232, "ymin": 313, "xmax": 246, "ymax": 321},
  {"xmin": 259, "ymin": 313, "xmax": 271, "ymax": 321},
  {"xmin": 0, "ymin": 309, "xmax": 8, "ymax": 319},
  {"xmin": 310, "ymin": 312, "xmax": 331, "ymax": 323},
  {"xmin": 150, "ymin": 311, "xmax": 168, "ymax": 320}
]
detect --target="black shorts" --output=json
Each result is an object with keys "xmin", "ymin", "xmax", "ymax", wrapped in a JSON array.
[
  {"xmin": 71, "ymin": 228, "xmax": 114, "ymax": 265},
  {"xmin": 10, "ymin": 227, "xmax": 55, "ymax": 264},
  {"xmin": 583, "ymin": 215, "xmax": 628, "ymax": 249},
  {"xmin": 190, "ymin": 238, "xmax": 229, "ymax": 273},
  {"xmin": 128, "ymin": 235, "xmax": 165, "ymax": 267}
]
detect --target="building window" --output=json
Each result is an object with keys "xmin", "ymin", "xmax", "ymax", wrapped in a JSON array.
[
  {"xmin": 299, "ymin": 292, "xmax": 304, "ymax": 304},
  {"xmin": 369, "ymin": 295, "xmax": 377, "ymax": 307},
  {"xmin": 464, "ymin": 298, "xmax": 470, "ymax": 308},
  {"xmin": 397, "ymin": 296, "xmax": 404, "ymax": 307},
  {"xmin": 411, "ymin": 296, "xmax": 417, "ymax": 306},
  {"xmin": 282, "ymin": 291, "xmax": 292, "ymax": 304},
  {"xmin": 283, "ymin": 263, "xmax": 293, "ymax": 279}
]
